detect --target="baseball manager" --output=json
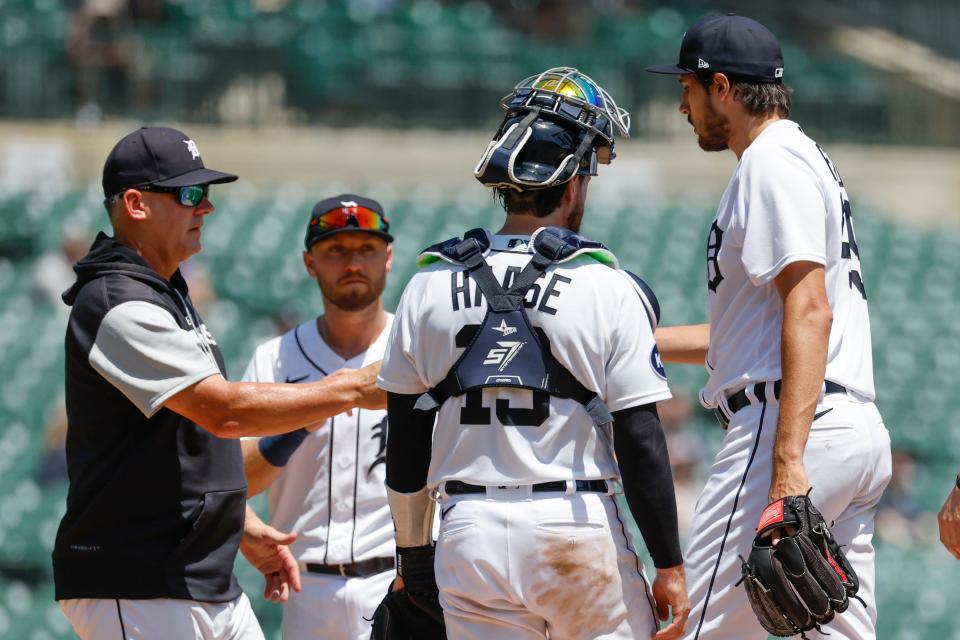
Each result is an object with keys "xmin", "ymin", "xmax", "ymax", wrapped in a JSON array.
[{"xmin": 55, "ymin": 127, "xmax": 385, "ymax": 640}]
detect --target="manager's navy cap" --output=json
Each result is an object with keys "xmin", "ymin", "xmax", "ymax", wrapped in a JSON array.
[
  {"xmin": 102, "ymin": 126, "xmax": 238, "ymax": 197},
  {"xmin": 646, "ymin": 13, "xmax": 784, "ymax": 84}
]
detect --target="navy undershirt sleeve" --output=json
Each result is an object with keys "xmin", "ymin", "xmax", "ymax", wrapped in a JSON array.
[
  {"xmin": 385, "ymin": 392, "xmax": 436, "ymax": 493},
  {"xmin": 612, "ymin": 403, "xmax": 683, "ymax": 569}
]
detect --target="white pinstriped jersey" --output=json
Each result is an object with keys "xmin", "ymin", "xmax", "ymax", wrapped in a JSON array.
[
  {"xmin": 379, "ymin": 232, "xmax": 671, "ymax": 488},
  {"xmin": 701, "ymin": 120, "xmax": 875, "ymax": 408},
  {"xmin": 242, "ymin": 317, "xmax": 394, "ymax": 565}
]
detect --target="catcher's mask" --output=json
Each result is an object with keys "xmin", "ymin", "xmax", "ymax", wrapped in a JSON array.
[{"xmin": 475, "ymin": 67, "xmax": 630, "ymax": 191}]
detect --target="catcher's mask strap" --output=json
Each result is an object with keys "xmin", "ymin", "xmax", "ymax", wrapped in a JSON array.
[{"xmin": 474, "ymin": 109, "xmax": 541, "ymax": 184}]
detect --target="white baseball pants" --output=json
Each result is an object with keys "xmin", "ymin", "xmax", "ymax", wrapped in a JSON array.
[
  {"xmin": 279, "ymin": 568, "xmax": 393, "ymax": 640},
  {"xmin": 683, "ymin": 392, "xmax": 892, "ymax": 640},
  {"xmin": 435, "ymin": 488, "xmax": 659, "ymax": 640},
  {"xmin": 59, "ymin": 592, "xmax": 263, "ymax": 640}
]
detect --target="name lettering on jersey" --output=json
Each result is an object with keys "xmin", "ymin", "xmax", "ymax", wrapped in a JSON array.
[
  {"xmin": 706, "ymin": 221, "xmax": 724, "ymax": 293},
  {"xmin": 367, "ymin": 416, "xmax": 388, "ymax": 477},
  {"xmin": 492, "ymin": 319, "xmax": 517, "ymax": 336},
  {"xmin": 483, "ymin": 341, "xmax": 525, "ymax": 372},
  {"xmin": 449, "ymin": 269, "xmax": 571, "ymax": 314}
]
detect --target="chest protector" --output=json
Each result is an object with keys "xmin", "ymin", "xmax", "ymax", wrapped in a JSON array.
[{"xmin": 414, "ymin": 227, "xmax": 656, "ymax": 429}]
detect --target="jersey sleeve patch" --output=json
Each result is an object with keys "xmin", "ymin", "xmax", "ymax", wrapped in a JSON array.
[{"xmin": 650, "ymin": 345, "xmax": 667, "ymax": 380}]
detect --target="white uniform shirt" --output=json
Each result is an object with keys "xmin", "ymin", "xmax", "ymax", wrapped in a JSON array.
[
  {"xmin": 701, "ymin": 120, "xmax": 875, "ymax": 408},
  {"xmin": 379, "ymin": 232, "xmax": 671, "ymax": 487},
  {"xmin": 242, "ymin": 317, "xmax": 395, "ymax": 565}
]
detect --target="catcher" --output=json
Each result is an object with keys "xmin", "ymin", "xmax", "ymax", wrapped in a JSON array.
[{"xmin": 374, "ymin": 67, "xmax": 689, "ymax": 640}]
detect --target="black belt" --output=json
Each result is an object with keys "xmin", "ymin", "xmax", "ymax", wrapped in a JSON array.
[
  {"xmin": 716, "ymin": 380, "xmax": 848, "ymax": 428},
  {"xmin": 305, "ymin": 556, "xmax": 394, "ymax": 578},
  {"xmin": 444, "ymin": 479, "xmax": 609, "ymax": 495}
]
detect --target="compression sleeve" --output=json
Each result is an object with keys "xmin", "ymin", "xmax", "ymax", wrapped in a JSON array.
[
  {"xmin": 385, "ymin": 392, "xmax": 436, "ymax": 492},
  {"xmin": 612, "ymin": 403, "xmax": 683, "ymax": 569}
]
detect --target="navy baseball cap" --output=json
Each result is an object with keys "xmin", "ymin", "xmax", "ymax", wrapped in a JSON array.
[
  {"xmin": 304, "ymin": 194, "xmax": 393, "ymax": 249},
  {"xmin": 646, "ymin": 14, "xmax": 784, "ymax": 84},
  {"xmin": 102, "ymin": 127, "xmax": 238, "ymax": 197}
]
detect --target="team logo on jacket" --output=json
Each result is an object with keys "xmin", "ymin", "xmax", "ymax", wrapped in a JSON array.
[{"xmin": 650, "ymin": 345, "xmax": 667, "ymax": 380}]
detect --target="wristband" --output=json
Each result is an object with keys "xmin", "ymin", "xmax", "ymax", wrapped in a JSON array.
[{"xmin": 258, "ymin": 428, "xmax": 310, "ymax": 467}]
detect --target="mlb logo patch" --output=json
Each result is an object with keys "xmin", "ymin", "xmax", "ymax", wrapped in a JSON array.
[{"xmin": 775, "ymin": 68, "xmax": 784, "ymax": 78}]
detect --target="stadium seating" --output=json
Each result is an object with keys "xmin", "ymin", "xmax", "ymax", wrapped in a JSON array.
[
  {"xmin": 0, "ymin": 0, "xmax": 925, "ymax": 144},
  {"xmin": 0, "ymin": 183, "xmax": 956, "ymax": 637}
]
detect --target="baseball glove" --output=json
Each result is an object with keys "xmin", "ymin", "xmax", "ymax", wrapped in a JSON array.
[
  {"xmin": 370, "ymin": 545, "xmax": 446, "ymax": 640},
  {"xmin": 739, "ymin": 494, "xmax": 862, "ymax": 638}
]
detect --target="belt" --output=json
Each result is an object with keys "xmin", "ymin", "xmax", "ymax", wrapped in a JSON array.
[
  {"xmin": 443, "ymin": 479, "xmax": 609, "ymax": 495},
  {"xmin": 715, "ymin": 380, "xmax": 848, "ymax": 428},
  {"xmin": 305, "ymin": 556, "xmax": 394, "ymax": 578}
]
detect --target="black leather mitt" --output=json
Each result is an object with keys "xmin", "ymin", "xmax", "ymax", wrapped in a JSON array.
[{"xmin": 739, "ymin": 494, "xmax": 862, "ymax": 638}]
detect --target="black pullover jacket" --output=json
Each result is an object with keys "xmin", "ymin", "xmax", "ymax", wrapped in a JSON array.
[{"xmin": 54, "ymin": 232, "xmax": 246, "ymax": 602}]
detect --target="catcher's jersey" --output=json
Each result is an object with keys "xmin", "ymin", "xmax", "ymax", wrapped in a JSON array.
[
  {"xmin": 242, "ymin": 317, "xmax": 394, "ymax": 565},
  {"xmin": 378, "ymin": 231, "xmax": 671, "ymax": 487},
  {"xmin": 701, "ymin": 120, "xmax": 875, "ymax": 408}
]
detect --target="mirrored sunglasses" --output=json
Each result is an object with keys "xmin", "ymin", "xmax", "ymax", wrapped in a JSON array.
[
  {"xmin": 140, "ymin": 184, "xmax": 210, "ymax": 207},
  {"xmin": 312, "ymin": 206, "xmax": 389, "ymax": 232}
]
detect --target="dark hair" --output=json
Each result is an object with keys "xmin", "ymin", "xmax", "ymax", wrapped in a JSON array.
[
  {"xmin": 732, "ymin": 81, "xmax": 792, "ymax": 118},
  {"xmin": 493, "ymin": 182, "xmax": 567, "ymax": 218},
  {"xmin": 697, "ymin": 73, "xmax": 793, "ymax": 118}
]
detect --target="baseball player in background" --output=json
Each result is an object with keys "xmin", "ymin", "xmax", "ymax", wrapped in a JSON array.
[
  {"xmin": 646, "ymin": 14, "xmax": 893, "ymax": 639},
  {"xmin": 241, "ymin": 195, "xmax": 397, "ymax": 640},
  {"xmin": 377, "ymin": 68, "xmax": 690, "ymax": 640}
]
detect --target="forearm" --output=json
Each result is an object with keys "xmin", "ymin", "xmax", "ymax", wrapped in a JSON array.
[
  {"xmin": 242, "ymin": 438, "xmax": 285, "ymax": 498},
  {"xmin": 654, "ymin": 324, "xmax": 709, "ymax": 364},
  {"xmin": 167, "ymin": 372, "xmax": 364, "ymax": 438},
  {"xmin": 612, "ymin": 404, "xmax": 683, "ymax": 569},
  {"xmin": 771, "ymin": 286, "xmax": 832, "ymax": 498}
]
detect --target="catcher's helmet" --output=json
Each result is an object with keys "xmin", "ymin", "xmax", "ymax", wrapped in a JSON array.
[{"xmin": 475, "ymin": 67, "xmax": 630, "ymax": 191}]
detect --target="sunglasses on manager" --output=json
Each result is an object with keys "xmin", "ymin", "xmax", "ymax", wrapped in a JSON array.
[{"xmin": 105, "ymin": 184, "xmax": 210, "ymax": 208}]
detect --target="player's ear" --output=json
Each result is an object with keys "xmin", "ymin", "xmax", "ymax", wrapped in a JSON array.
[
  {"xmin": 385, "ymin": 243, "xmax": 394, "ymax": 273},
  {"xmin": 712, "ymin": 72, "xmax": 733, "ymax": 101},
  {"xmin": 303, "ymin": 250, "xmax": 319, "ymax": 278}
]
